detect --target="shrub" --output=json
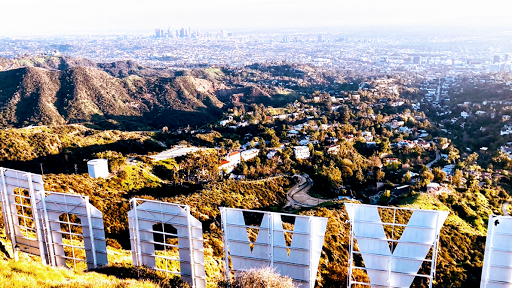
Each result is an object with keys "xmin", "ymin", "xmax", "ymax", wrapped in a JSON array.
[
  {"xmin": 106, "ymin": 238, "xmax": 122, "ymax": 250},
  {"xmin": 234, "ymin": 267, "xmax": 297, "ymax": 288}
]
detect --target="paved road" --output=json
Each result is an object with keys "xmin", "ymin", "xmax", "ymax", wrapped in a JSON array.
[
  {"xmin": 503, "ymin": 200, "xmax": 510, "ymax": 216},
  {"xmin": 284, "ymin": 174, "xmax": 334, "ymax": 208},
  {"xmin": 436, "ymin": 79, "xmax": 441, "ymax": 102},
  {"xmin": 426, "ymin": 150, "xmax": 441, "ymax": 169}
]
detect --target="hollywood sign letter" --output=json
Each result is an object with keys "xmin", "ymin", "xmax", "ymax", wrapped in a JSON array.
[
  {"xmin": 345, "ymin": 203, "xmax": 448, "ymax": 288},
  {"xmin": 221, "ymin": 207, "xmax": 327, "ymax": 288}
]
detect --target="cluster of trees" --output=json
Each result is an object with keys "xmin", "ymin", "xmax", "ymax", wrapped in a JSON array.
[{"xmin": 153, "ymin": 150, "xmax": 220, "ymax": 184}]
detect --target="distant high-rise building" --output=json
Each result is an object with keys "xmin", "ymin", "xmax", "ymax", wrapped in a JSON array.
[
  {"xmin": 494, "ymin": 55, "xmax": 500, "ymax": 64},
  {"xmin": 505, "ymin": 54, "xmax": 509, "ymax": 63},
  {"xmin": 318, "ymin": 34, "xmax": 323, "ymax": 42},
  {"xmin": 413, "ymin": 56, "xmax": 421, "ymax": 64},
  {"xmin": 489, "ymin": 64, "xmax": 500, "ymax": 72},
  {"xmin": 180, "ymin": 28, "xmax": 186, "ymax": 38},
  {"xmin": 155, "ymin": 29, "xmax": 160, "ymax": 38}
]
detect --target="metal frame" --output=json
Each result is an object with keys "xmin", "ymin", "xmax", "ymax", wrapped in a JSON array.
[
  {"xmin": 41, "ymin": 191, "xmax": 108, "ymax": 269},
  {"xmin": 128, "ymin": 198, "xmax": 206, "ymax": 288},
  {"xmin": 220, "ymin": 207, "xmax": 328, "ymax": 288},
  {"xmin": 0, "ymin": 167, "xmax": 108, "ymax": 269},
  {"xmin": 344, "ymin": 203, "xmax": 448, "ymax": 288},
  {"xmin": 480, "ymin": 215, "xmax": 512, "ymax": 288},
  {"xmin": 0, "ymin": 168, "xmax": 46, "ymax": 263}
]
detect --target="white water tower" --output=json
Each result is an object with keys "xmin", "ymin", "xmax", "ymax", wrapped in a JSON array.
[{"xmin": 87, "ymin": 159, "xmax": 109, "ymax": 178}]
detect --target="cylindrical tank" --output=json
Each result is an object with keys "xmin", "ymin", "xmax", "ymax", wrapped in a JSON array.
[{"xmin": 87, "ymin": 159, "xmax": 109, "ymax": 178}]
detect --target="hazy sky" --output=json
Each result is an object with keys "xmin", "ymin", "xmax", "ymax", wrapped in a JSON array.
[{"xmin": 1, "ymin": 0, "xmax": 511, "ymax": 36}]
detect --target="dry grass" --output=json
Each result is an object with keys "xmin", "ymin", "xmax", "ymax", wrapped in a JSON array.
[
  {"xmin": 0, "ymin": 258, "xmax": 159, "ymax": 288},
  {"xmin": 234, "ymin": 267, "xmax": 297, "ymax": 288}
]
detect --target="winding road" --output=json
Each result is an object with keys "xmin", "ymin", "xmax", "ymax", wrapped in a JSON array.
[
  {"xmin": 284, "ymin": 174, "xmax": 334, "ymax": 208},
  {"xmin": 426, "ymin": 149, "xmax": 441, "ymax": 169}
]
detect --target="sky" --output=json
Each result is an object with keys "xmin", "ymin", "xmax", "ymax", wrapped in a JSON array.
[{"xmin": 1, "ymin": 0, "xmax": 512, "ymax": 36}]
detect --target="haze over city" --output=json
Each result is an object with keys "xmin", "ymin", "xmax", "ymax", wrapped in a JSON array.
[{"xmin": 1, "ymin": 0, "xmax": 512, "ymax": 36}]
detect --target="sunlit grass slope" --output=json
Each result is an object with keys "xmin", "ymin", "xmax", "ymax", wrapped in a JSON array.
[{"xmin": 0, "ymin": 258, "xmax": 158, "ymax": 288}]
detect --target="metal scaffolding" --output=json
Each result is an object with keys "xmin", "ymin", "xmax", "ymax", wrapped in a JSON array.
[
  {"xmin": 481, "ymin": 215, "xmax": 512, "ymax": 288},
  {"xmin": 128, "ymin": 198, "xmax": 206, "ymax": 288},
  {"xmin": 0, "ymin": 167, "xmax": 108, "ymax": 269},
  {"xmin": 344, "ymin": 203, "xmax": 448, "ymax": 288},
  {"xmin": 220, "ymin": 207, "xmax": 328, "ymax": 288}
]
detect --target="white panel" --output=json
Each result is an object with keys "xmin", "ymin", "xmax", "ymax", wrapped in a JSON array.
[
  {"xmin": 41, "ymin": 192, "xmax": 108, "ymax": 269},
  {"xmin": 221, "ymin": 207, "xmax": 327, "ymax": 288},
  {"xmin": 0, "ymin": 167, "xmax": 108, "ymax": 270},
  {"xmin": 345, "ymin": 203, "xmax": 448, "ymax": 288},
  {"xmin": 128, "ymin": 198, "xmax": 206, "ymax": 288},
  {"xmin": 481, "ymin": 215, "xmax": 512, "ymax": 288},
  {"xmin": 0, "ymin": 168, "xmax": 46, "ymax": 263}
]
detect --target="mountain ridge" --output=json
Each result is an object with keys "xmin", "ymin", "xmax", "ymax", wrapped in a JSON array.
[{"xmin": 0, "ymin": 57, "xmax": 235, "ymax": 129}]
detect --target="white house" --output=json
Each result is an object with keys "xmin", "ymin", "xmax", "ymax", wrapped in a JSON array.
[
  {"xmin": 362, "ymin": 131, "xmax": 373, "ymax": 142},
  {"xmin": 219, "ymin": 160, "xmax": 236, "ymax": 174},
  {"xmin": 267, "ymin": 150, "xmax": 277, "ymax": 159},
  {"xmin": 326, "ymin": 144, "xmax": 340, "ymax": 155},
  {"xmin": 226, "ymin": 151, "xmax": 241, "ymax": 166},
  {"xmin": 293, "ymin": 146, "xmax": 310, "ymax": 160},
  {"xmin": 241, "ymin": 149, "xmax": 260, "ymax": 161}
]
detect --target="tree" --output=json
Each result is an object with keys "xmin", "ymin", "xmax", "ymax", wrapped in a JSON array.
[
  {"xmin": 437, "ymin": 137, "xmax": 449, "ymax": 150},
  {"xmin": 368, "ymin": 155, "xmax": 382, "ymax": 169},
  {"xmin": 93, "ymin": 150, "xmax": 126, "ymax": 173},
  {"xmin": 420, "ymin": 169, "xmax": 434, "ymax": 188},
  {"xmin": 318, "ymin": 165, "xmax": 343, "ymax": 194},
  {"xmin": 270, "ymin": 138, "xmax": 281, "ymax": 148},
  {"xmin": 448, "ymin": 146, "xmax": 460, "ymax": 162},
  {"xmin": 379, "ymin": 138, "xmax": 391, "ymax": 153},
  {"xmin": 376, "ymin": 169, "xmax": 385, "ymax": 182},
  {"xmin": 258, "ymin": 139, "xmax": 266, "ymax": 150},
  {"xmin": 452, "ymin": 169, "xmax": 463, "ymax": 188},
  {"xmin": 466, "ymin": 173, "xmax": 479, "ymax": 189},
  {"xmin": 386, "ymin": 162, "xmax": 400, "ymax": 171},
  {"xmin": 492, "ymin": 150, "xmax": 512, "ymax": 169},
  {"xmin": 380, "ymin": 190, "xmax": 391, "ymax": 205},
  {"xmin": 341, "ymin": 166, "xmax": 353, "ymax": 178},
  {"xmin": 432, "ymin": 167, "xmax": 447, "ymax": 183},
  {"xmin": 467, "ymin": 152, "xmax": 479, "ymax": 164},
  {"xmin": 402, "ymin": 171, "xmax": 412, "ymax": 183}
]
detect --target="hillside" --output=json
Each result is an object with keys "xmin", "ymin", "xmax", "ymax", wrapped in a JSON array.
[
  {"xmin": 0, "ymin": 61, "xmax": 228, "ymax": 129},
  {"xmin": 0, "ymin": 56, "xmax": 321, "ymax": 130},
  {"xmin": 0, "ymin": 257, "xmax": 160, "ymax": 288},
  {"xmin": 0, "ymin": 123, "xmax": 505, "ymax": 287}
]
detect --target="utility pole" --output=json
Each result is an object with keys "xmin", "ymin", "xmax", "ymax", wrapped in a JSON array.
[
  {"xmin": 74, "ymin": 164, "xmax": 78, "ymax": 174},
  {"xmin": 40, "ymin": 163, "xmax": 44, "ymax": 175}
]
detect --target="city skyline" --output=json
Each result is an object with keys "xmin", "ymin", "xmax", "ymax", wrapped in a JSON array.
[{"xmin": 1, "ymin": 0, "xmax": 512, "ymax": 36}]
